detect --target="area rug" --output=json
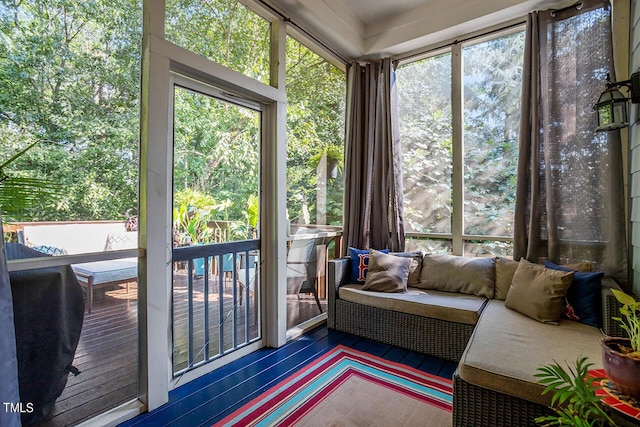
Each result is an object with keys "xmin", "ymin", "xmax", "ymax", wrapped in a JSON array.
[{"xmin": 214, "ymin": 345, "xmax": 453, "ymax": 426}]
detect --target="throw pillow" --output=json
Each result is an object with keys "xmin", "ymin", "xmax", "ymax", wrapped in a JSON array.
[
  {"xmin": 390, "ymin": 251, "xmax": 423, "ymax": 287},
  {"xmin": 362, "ymin": 250, "xmax": 411, "ymax": 293},
  {"xmin": 418, "ymin": 254, "xmax": 495, "ymax": 298},
  {"xmin": 505, "ymin": 259, "xmax": 574, "ymax": 324},
  {"xmin": 494, "ymin": 257, "xmax": 519, "ymax": 300},
  {"xmin": 544, "ymin": 260, "xmax": 604, "ymax": 327},
  {"xmin": 348, "ymin": 247, "xmax": 389, "ymax": 283}
]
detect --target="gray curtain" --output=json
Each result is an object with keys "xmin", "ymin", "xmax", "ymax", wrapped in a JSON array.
[
  {"xmin": 0, "ymin": 215, "xmax": 21, "ymax": 427},
  {"xmin": 514, "ymin": 0, "xmax": 628, "ymax": 288},
  {"xmin": 343, "ymin": 58, "xmax": 405, "ymax": 252}
]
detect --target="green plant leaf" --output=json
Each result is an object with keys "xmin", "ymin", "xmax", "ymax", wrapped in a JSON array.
[{"xmin": 612, "ymin": 288, "xmax": 637, "ymax": 306}]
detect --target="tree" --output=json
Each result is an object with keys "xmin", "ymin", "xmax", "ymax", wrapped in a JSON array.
[
  {"xmin": 286, "ymin": 36, "xmax": 345, "ymax": 226},
  {"xmin": 0, "ymin": 0, "xmax": 141, "ymax": 221}
]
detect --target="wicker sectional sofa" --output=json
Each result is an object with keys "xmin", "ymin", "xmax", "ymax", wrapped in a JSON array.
[{"xmin": 327, "ymin": 252, "xmax": 624, "ymax": 427}]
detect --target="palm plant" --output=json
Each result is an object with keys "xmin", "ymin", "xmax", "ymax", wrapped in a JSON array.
[
  {"xmin": 0, "ymin": 140, "xmax": 59, "ymax": 221},
  {"xmin": 534, "ymin": 357, "xmax": 617, "ymax": 427}
]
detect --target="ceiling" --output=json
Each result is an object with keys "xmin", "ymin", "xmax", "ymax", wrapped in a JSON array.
[{"xmin": 264, "ymin": 0, "xmax": 568, "ymax": 61}]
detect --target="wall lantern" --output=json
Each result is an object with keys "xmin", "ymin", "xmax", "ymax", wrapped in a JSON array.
[{"xmin": 594, "ymin": 72, "xmax": 640, "ymax": 132}]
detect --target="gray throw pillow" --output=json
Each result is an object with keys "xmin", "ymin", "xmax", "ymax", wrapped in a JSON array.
[
  {"xmin": 505, "ymin": 259, "xmax": 574, "ymax": 324},
  {"xmin": 362, "ymin": 249, "xmax": 411, "ymax": 293},
  {"xmin": 418, "ymin": 254, "xmax": 495, "ymax": 298},
  {"xmin": 391, "ymin": 251, "xmax": 423, "ymax": 287}
]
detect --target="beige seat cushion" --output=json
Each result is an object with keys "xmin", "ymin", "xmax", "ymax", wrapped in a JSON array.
[
  {"xmin": 458, "ymin": 299, "xmax": 604, "ymax": 406},
  {"xmin": 339, "ymin": 284, "xmax": 487, "ymax": 325}
]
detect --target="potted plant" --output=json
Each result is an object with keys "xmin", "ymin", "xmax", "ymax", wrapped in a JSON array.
[
  {"xmin": 600, "ymin": 288, "xmax": 640, "ymax": 400},
  {"xmin": 534, "ymin": 357, "xmax": 617, "ymax": 426}
]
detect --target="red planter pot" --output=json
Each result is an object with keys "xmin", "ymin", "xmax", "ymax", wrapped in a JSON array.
[{"xmin": 601, "ymin": 337, "xmax": 640, "ymax": 401}]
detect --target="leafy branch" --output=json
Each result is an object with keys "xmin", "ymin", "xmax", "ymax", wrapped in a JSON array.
[
  {"xmin": 0, "ymin": 140, "xmax": 61, "ymax": 220},
  {"xmin": 534, "ymin": 357, "xmax": 617, "ymax": 427},
  {"xmin": 611, "ymin": 288, "xmax": 640, "ymax": 356}
]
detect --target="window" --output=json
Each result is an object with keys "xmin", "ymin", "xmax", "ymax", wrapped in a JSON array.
[
  {"xmin": 285, "ymin": 36, "xmax": 346, "ymax": 229},
  {"xmin": 1, "ymin": 0, "xmax": 142, "ymax": 423},
  {"xmin": 398, "ymin": 30, "xmax": 525, "ymax": 256},
  {"xmin": 165, "ymin": 0, "xmax": 271, "ymax": 84},
  {"xmin": 285, "ymin": 35, "xmax": 346, "ymax": 328}
]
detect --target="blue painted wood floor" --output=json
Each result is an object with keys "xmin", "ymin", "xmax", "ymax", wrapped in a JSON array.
[{"xmin": 119, "ymin": 326, "xmax": 457, "ymax": 427}]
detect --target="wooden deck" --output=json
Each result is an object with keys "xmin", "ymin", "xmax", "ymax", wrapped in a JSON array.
[{"xmin": 35, "ymin": 271, "xmax": 327, "ymax": 426}]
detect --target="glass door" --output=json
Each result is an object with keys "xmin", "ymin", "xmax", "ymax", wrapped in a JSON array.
[{"xmin": 170, "ymin": 77, "xmax": 261, "ymax": 377}]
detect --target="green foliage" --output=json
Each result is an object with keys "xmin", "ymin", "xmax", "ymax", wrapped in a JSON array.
[
  {"xmin": 0, "ymin": 0, "xmax": 141, "ymax": 221},
  {"xmin": 172, "ymin": 189, "xmax": 232, "ymax": 244},
  {"xmin": 397, "ymin": 32, "xmax": 524, "ymax": 242},
  {"xmin": 534, "ymin": 357, "xmax": 616, "ymax": 427},
  {"xmin": 172, "ymin": 85, "xmax": 260, "ymax": 224},
  {"xmin": 0, "ymin": 139, "xmax": 61, "ymax": 220},
  {"xmin": 611, "ymin": 289, "xmax": 640, "ymax": 354},
  {"xmin": 165, "ymin": 0, "xmax": 270, "ymax": 84},
  {"xmin": 245, "ymin": 194, "xmax": 258, "ymax": 229},
  {"xmin": 286, "ymin": 36, "xmax": 345, "ymax": 226},
  {"xmin": 0, "ymin": 0, "xmax": 345, "ymax": 234}
]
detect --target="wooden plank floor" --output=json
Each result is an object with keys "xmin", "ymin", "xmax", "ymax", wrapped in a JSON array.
[
  {"xmin": 118, "ymin": 326, "xmax": 457, "ymax": 427},
  {"xmin": 35, "ymin": 271, "xmax": 327, "ymax": 427}
]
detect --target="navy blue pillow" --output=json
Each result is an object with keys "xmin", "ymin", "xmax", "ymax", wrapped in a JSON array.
[
  {"xmin": 544, "ymin": 261, "xmax": 604, "ymax": 327},
  {"xmin": 349, "ymin": 247, "xmax": 389, "ymax": 283}
]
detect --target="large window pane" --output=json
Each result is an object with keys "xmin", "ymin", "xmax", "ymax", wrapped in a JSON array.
[
  {"xmin": 397, "ymin": 53, "xmax": 453, "ymax": 234},
  {"xmin": 463, "ymin": 32, "xmax": 524, "ymax": 237},
  {"xmin": 286, "ymin": 37, "xmax": 345, "ymax": 228},
  {"xmin": 285, "ymin": 36, "xmax": 345, "ymax": 329},
  {"xmin": 405, "ymin": 237, "xmax": 452, "ymax": 254},
  {"xmin": 165, "ymin": 0, "xmax": 270, "ymax": 85},
  {"xmin": 173, "ymin": 87, "xmax": 260, "ymax": 244},
  {"xmin": 1, "ymin": 0, "xmax": 141, "ymax": 423},
  {"xmin": 172, "ymin": 85, "xmax": 261, "ymax": 374}
]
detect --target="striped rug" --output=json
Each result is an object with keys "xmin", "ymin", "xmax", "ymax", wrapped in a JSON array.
[{"xmin": 214, "ymin": 345, "xmax": 453, "ymax": 427}]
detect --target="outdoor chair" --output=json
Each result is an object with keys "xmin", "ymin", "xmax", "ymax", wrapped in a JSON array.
[
  {"xmin": 72, "ymin": 232, "xmax": 138, "ymax": 313},
  {"xmin": 286, "ymin": 233, "xmax": 323, "ymax": 314},
  {"xmin": 237, "ymin": 252, "xmax": 258, "ymax": 303},
  {"xmin": 72, "ymin": 258, "xmax": 137, "ymax": 313}
]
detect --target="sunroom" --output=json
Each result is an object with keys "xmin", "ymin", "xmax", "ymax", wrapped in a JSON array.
[{"xmin": 0, "ymin": 0, "xmax": 638, "ymax": 426}]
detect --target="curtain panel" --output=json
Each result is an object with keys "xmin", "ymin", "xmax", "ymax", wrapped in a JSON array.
[
  {"xmin": 343, "ymin": 58, "xmax": 405, "ymax": 252},
  {"xmin": 514, "ymin": 0, "xmax": 628, "ymax": 288},
  {"xmin": 0, "ymin": 214, "xmax": 21, "ymax": 427}
]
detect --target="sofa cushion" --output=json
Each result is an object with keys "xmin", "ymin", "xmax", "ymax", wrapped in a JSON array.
[
  {"xmin": 348, "ymin": 247, "xmax": 389, "ymax": 283},
  {"xmin": 339, "ymin": 284, "xmax": 487, "ymax": 325},
  {"xmin": 505, "ymin": 259, "xmax": 573, "ymax": 324},
  {"xmin": 362, "ymin": 250, "xmax": 411, "ymax": 293},
  {"xmin": 390, "ymin": 251, "xmax": 423, "ymax": 287},
  {"xmin": 544, "ymin": 260, "xmax": 604, "ymax": 327},
  {"xmin": 417, "ymin": 254, "xmax": 495, "ymax": 298},
  {"xmin": 458, "ymin": 299, "xmax": 604, "ymax": 406},
  {"xmin": 494, "ymin": 257, "xmax": 518, "ymax": 300}
]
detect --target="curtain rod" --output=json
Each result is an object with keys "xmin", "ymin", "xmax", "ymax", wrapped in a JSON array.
[
  {"xmin": 549, "ymin": 1, "xmax": 583, "ymax": 17},
  {"xmin": 255, "ymin": 0, "xmax": 350, "ymax": 65},
  {"xmin": 397, "ymin": 19, "xmax": 526, "ymax": 64}
]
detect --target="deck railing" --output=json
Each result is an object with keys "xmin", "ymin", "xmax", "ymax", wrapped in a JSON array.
[{"xmin": 171, "ymin": 239, "xmax": 261, "ymax": 376}]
